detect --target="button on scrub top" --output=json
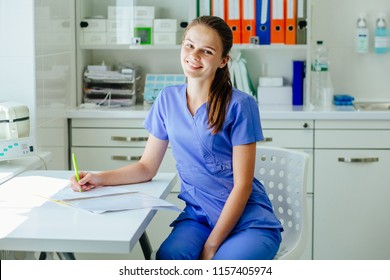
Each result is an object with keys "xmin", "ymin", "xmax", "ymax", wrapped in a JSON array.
[{"xmin": 144, "ymin": 84, "xmax": 282, "ymax": 232}]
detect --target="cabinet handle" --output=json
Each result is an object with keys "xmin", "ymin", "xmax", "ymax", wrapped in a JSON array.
[
  {"xmin": 338, "ymin": 157, "xmax": 379, "ymax": 163},
  {"xmin": 111, "ymin": 155, "xmax": 142, "ymax": 161},
  {"xmin": 80, "ymin": 21, "xmax": 89, "ymax": 28},
  {"xmin": 111, "ymin": 136, "xmax": 148, "ymax": 142},
  {"xmin": 261, "ymin": 137, "xmax": 273, "ymax": 142}
]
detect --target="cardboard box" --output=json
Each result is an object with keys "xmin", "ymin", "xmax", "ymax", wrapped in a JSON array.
[
  {"xmin": 258, "ymin": 76, "xmax": 284, "ymax": 87},
  {"xmin": 106, "ymin": 32, "xmax": 132, "ymax": 45},
  {"xmin": 82, "ymin": 33, "xmax": 107, "ymax": 45},
  {"xmin": 134, "ymin": 27, "xmax": 153, "ymax": 44},
  {"xmin": 107, "ymin": 6, "xmax": 133, "ymax": 19},
  {"xmin": 134, "ymin": 19, "xmax": 153, "ymax": 28},
  {"xmin": 134, "ymin": 6, "xmax": 155, "ymax": 19},
  {"xmin": 106, "ymin": 19, "xmax": 132, "ymax": 32},
  {"xmin": 154, "ymin": 19, "xmax": 179, "ymax": 32},
  {"xmin": 81, "ymin": 19, "xmax": 107, "ymax": 32},
  {"xmin": 153, "ymin": 32, "xmax": 180, "ymax": 45},
  {"xmin": 257, "ymin": 86, "xmax": 292, "ymax": 105}
]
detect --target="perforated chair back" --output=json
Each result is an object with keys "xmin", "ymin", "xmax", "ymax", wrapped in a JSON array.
[{"xmin": 254, "ymin": 146, "xmax": 309, "ymax": 259}]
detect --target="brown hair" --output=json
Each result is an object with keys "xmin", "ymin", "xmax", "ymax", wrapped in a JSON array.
[{"xmin": 184, "ymin": 16, "xmax": 233, "ymax": 134}]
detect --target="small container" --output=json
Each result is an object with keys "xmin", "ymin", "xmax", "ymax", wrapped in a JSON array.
[
  {"xmin": 374, "ymin": 13, "xmax": 390, "ymax": 54},
  {"xmin": 356, "ymin": 13, "xmax": 369, "ymax": 54}
]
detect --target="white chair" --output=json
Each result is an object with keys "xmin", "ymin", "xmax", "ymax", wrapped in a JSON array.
[{"xmin": 254, "ymin": 146, "xmax": 309, "ymax": 260}]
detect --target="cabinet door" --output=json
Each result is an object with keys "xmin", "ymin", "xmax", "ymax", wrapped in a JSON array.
[
  {"xmin": 313, "ymin": 149, "xmax": 390, "ymax": 259},
  {"xmin": 71, "ymin": 147, "xmax": 176, "ymax": 172},
  {"xmin": 72, "ymin": 128, "xmax": 148, "ymax": 147}
]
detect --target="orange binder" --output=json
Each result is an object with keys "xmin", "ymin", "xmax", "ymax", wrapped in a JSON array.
[
  {"xmin": 225, "ymin": 0, "xmax": 241, "ymax": 44},
  {"xmin": 284, "ymin": 0, "xmax": 297, "ymax": 44},
  {"xmin": 270, "ymin": 0, "xmax": 285, "ymax": 44},
  {"xmin": 241, "ymin": 0, "xmax": 256, "ymax": 44},
  {"xmin": 212, "ymin": 0, "xmax": 226, "ymax": 20}
]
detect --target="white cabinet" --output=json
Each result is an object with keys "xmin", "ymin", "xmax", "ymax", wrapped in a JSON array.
[
  {"xmin": 260, "ymin": 119, "xmax": 314, "ymax": 260},
  {"xmin": 313, "ymin": 120, "xmax": 390, "ymax": 259}
]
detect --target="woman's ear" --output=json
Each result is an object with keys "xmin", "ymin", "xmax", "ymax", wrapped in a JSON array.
[{"xmin": 219, "ymin": 56, "xmax": 229, "ymax": 68}]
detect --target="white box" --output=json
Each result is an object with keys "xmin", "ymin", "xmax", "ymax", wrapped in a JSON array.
[
  {"xmin": 82, "ymin": 33, "xmax": 107, "ymax": 45},
  {"xmin": 82, "ymin": 19, "xmax": 107, "ymax": 32},
  {"xmin": 257, "ymin": 86, "xmax": 292, "ymax": 105},
  {"xmin": 259, "ymin": 77, "xmax": 284, "ymax": 87},
  {"xmin": 134, "ymin": 6, "xmax": 155, "ymax": 19},
  {"xmin": 134, "ymin": 19, "xmax": 153, "ymax": 28},
  {"xmin": 107, "ymin": 6, "xmax": 133, "ymax": 19},
  {"xmin": 154, "ymin": 19, "xmax": 179, "ymax": 32},
  {"xmin": 106, "ymin": 32, "xmax": 132, "ymax": 45},
  {"xmin": 153, "ymin": 32, "xmax": 180, "ymax": 45},
  {"xmin": 107, "ymin": 19, "xmax": 132, "ymax": 32}
]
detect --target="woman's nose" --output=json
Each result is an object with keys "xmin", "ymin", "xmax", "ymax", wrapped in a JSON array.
[{"xmin": 189, "ymin": 49, "xmax": 201, "ymax": 60}]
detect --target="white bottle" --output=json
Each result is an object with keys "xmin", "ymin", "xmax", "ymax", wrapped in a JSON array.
[
  {"xmin": 310, "ymin": 41, "xmax": 333, "ymax": 108},
  {"xmin": 356, "ymin": 13, "xmax": 369, "ymax": 54}
]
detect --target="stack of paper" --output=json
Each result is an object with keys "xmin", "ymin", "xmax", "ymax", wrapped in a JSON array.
[
  {"xmin": 229, "ymin": 52, "xmax": 255, "ymax": 99},
  {"xmin": 48, "ymin": 186, "xmax": 181, "ymax": 214}
]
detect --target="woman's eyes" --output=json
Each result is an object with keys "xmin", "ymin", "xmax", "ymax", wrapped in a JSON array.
[{"xmin": 184, "ymin": 43, "xmax": 214, "ymax": 55}]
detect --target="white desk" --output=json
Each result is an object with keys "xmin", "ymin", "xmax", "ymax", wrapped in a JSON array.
[{"xmin": 0, "ymin": 170, "xmax": 177, "ymax": 259}]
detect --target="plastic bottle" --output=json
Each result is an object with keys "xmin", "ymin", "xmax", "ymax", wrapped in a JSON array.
[
  {"xmin": 310, "ymin": 41, "xmax": 333, "ymax": 108},
  {"xmin": 356, "ymin": 13, "xmax": 369, "ymax": 54},
  {"xmin": 374, "ymin": 13, "xmax": 390, "ymax": 54}
]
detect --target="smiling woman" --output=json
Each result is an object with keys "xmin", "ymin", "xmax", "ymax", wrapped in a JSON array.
[{"xmin": 69, "ymin": 16, "xmax": 282, "ymax": 260}]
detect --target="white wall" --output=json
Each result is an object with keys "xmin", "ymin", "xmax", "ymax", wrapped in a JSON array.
[
  {"xmin": 35, "ymin": 0, "xmax": 76, "ymax": 169},
  {"xmin": 311, "ymin": 0, "xmax": 390, "ymax": 101},
  {"xmin": 0, "ymin": 0, "xmax": 36, "ymax": 136}
]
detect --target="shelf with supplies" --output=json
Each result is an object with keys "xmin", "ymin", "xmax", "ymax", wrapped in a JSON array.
[
  {"xmin": 75, "ymin": 0, "xmax": 311, "ymax": 107},
  {"xmin": 79, "ymin": 44, "xmax": 308, "ymax": 51}
]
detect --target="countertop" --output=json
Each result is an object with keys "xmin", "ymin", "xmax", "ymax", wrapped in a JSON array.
[{"xmin": 66, "ymin": 104, "xmax": 390, "ymax": 120}]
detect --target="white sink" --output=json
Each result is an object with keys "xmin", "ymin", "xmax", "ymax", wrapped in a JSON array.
[{"xmin": 353, "ymin": 102, "xmax": 390, "ymax": 111}]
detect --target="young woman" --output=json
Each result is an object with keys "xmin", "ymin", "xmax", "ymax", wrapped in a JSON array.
[{"xmin": 70, "ymin": 16, "xmax": 282, "ymax": 260}]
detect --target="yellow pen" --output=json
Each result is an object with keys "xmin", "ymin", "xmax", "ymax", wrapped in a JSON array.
[{"xmin": 72, "ymin": 152, "xmax": 82, "ymax": 191}]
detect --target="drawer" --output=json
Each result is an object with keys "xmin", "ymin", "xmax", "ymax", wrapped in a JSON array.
[
  {"xmin": 261, "ymin": 120, "xmax": 314, "ymax": 129},
  {"xmin": 71, "ymin": 118, "xmax": 145, "ymax": 128},
  {"xmin": 260, "ymin": 129, "xmax": 314, "ymax": 148},
  {"xmin": 71, "ymin": 147, "xmax": 176, "ymax": 172},
  {"xmin": 315, "ymin": 130, "xmax": 390, "ymax": 149},
  {"xmin": 72, "ymin": 128, "xmax": 148, "ymax": 147}
]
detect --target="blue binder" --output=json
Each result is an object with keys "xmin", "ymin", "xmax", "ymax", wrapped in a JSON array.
[
  {"xmin": 256, "ymin": 0, "xmax": 271, "ymax": 45},
  {"xmin": 292, "ymin": 60, "xmax": 305, "ymax": 105}
]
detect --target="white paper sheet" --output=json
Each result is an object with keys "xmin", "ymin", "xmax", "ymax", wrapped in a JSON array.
[
  {"xmin": 65, "ymin": 192, "xmax": 181, "ymax": 214},
  {"xmin": 46, "ymin": 185, "xmax": 182, "ymax": 214}
]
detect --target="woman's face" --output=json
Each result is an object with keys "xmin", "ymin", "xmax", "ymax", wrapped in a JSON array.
[{"xmin": 181, "ymin": 24, "xmax": 228, "ymax": 82}]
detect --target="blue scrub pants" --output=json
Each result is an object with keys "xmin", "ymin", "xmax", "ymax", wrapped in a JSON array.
[{"xmin": 156, "ymin": 219, "xmax": 282, "ymax": 260}]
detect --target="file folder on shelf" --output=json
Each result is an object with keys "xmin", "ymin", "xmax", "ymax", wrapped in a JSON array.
[
  {"xmin": 284, "ymin": 0, "xmax": 297, "ymax": 44},
  {"xmin": 292, "ymin": 60, "xmax": 305, "ymax": 105},
  {"xmin": 197, "ymin": 0, "xmax": 211, "ymax": 17},
  {"xmin": 189, "ymin": 0, "xmax": 198, "ymax": 21},
  {"xmin": 296, "ymin": 0, "xmax": 307, "ymax": 44},
  {"xmin": 226, "ymin": 0, "xmax": 241, "ymax": 44},
  {"xmin": 212, "ymin": 0, "xmax": 225, "ymax": 20},
  {"xmin": 241, "ymin": 0, "xmax": 256, "ymax": 44},
  {"xmin": 270, "ymin": 0, "xmax": 285, "ymax": 44},
  {"xmin": 256, "ymin": 0, "xmax": 271, "ymax": 45}
]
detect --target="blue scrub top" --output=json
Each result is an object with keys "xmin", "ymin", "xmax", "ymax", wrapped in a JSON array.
[{"xmin": 144, "ymin": 84, "xmax": 282, "ymax": 232}]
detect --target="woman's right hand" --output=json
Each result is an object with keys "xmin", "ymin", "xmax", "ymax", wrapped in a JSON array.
[{"xmin": 69, "ymin": 171, "xmax": 102, "ymax": 192}]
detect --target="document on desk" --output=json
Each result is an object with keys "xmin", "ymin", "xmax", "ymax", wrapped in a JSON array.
[{"xmin": 47, "ymin": 186, "xmax": 182, "ymax": 214}]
